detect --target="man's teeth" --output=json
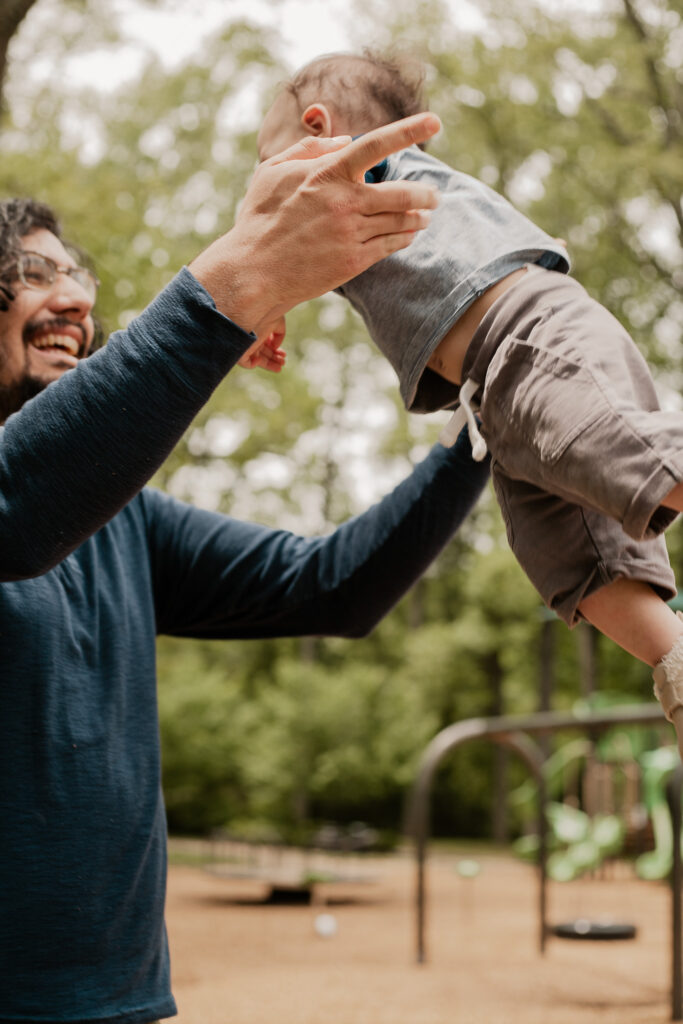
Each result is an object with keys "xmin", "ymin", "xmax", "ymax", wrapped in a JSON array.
[{"xmin": 31, "ymin": 333, "xmax": 79, "ymax": 356}]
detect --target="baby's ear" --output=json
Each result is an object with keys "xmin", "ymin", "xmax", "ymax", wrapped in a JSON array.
[{"xmin": 301, "ymin": 103, "xmax": 334, "ymax": 138}]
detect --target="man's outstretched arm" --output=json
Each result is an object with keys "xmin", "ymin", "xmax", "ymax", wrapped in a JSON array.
[
  {"xmin": 0, "ymin": 115, "xmax": 440, "ymax": 581},
  {"xmin": 148, "ymin": 429, "xmax": 490, "ymax": 641}
]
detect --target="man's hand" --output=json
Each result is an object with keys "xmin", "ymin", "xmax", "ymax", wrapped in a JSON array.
[
  {"xmin": 189, "ymin": 112, "xmax": 441, "ymax": 337},
  {"xmin": 238, "ymin": 317, "xmax": 287, "ymax": 373}
]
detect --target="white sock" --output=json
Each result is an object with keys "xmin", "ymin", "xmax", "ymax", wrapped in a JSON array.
[
  {"xmin": 653, "ymin": 634, "xmax": 683, "ymax": 722},
  {"xmin": 653, "ymin": 626, "xmax": 683, "ymax": 761}
]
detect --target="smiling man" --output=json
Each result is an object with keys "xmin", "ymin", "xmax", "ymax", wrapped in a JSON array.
[
  {"xmin": 0, "ymin": 118, "xmax": 490, "ymax": 1024},
  {"xmin": 0, "ymin": 200, "xmax": 97, "ymax": 421}
]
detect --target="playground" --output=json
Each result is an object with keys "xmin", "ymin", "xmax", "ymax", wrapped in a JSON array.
[
  {"xmin": 165, "ymin": 704, "xmax": 683, "ymax": 1023},
  {"xmin": 167, "ymin": 843, "xmax": 675, "ymax": 1024}
]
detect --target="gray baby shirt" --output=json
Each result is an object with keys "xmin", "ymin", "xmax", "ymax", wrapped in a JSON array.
[{"xmin": 336, "ymin": 146, "xmax": 570, "ymax": 413}]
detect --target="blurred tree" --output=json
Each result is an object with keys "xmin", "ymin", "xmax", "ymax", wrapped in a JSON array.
[
  {"xmin": 0, "ymin": 0, "xmax": 38, "ymax": 108},
  {"xmin": 238, "ymin": 657, "xmax": 439, "ymax": 832},
  {"xmin": 3, "ymin": 0, "xmax": 679, "ymax": 838},
  {"xmin": 157, "ymin": 645, "xmax": 255, "ymax": 833}
]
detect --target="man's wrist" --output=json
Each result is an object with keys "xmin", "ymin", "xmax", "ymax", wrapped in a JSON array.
[{"xmin": 188, "ymin": 232, "xmax": 275, "ymax": 336}]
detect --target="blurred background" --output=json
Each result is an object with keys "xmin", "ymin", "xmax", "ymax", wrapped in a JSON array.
[{"xmin": 3, "ymin": 0, "xmax": 681, "ymax": 846}]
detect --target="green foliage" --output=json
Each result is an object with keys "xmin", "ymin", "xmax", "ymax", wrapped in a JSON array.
[
  {"xmin": 3, "ymin": 0, "xmax": 682, "ymax": 838},
  {"xmin": 157, "ymin": 645, "xmax": 255, "ymax": 833},
  {"xmin": 240, "ymin": 658, "xmax": 438, "ymax": 824},
  {"xmin": 156, "ymin": 635, "xmax": 440, "ymax": 833}
]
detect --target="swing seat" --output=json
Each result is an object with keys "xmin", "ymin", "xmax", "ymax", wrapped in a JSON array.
[{"xmin": 550, "ymin": 919, "xmax": 637, "ymax": 941}]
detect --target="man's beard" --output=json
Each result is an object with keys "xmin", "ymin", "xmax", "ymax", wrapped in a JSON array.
[
  {"xmin": 0, "ymin": 315, "xmax": 89, "ymax": 423},
  {"xmin": 0, "ymin": 371, "xmax": 46, "ymax": 423}
]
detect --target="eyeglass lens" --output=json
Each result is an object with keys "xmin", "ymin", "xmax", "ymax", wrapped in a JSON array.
[{"xmin": 19, "ymin": 252, "xmax": 99, "ymax": 300}]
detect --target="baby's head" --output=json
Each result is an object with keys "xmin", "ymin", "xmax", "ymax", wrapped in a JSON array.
[{"xmin": 258, "ymin": 50, "xmax": 426, "ymax": 162}]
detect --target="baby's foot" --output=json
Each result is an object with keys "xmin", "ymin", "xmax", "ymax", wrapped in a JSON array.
[{"xmin": 653, "ymin": 629, "xmax": 683, "ymax": 759}]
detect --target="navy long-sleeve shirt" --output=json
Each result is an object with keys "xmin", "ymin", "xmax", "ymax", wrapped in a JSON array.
[{"xmin": 0, "ymin": 269, "xmax": 489, "ymax": 1022}]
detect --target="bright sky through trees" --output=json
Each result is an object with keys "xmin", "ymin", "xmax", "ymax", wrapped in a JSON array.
[{"xmin": 21, "ymin": 0, "xmax": 484, "ymax": 93}]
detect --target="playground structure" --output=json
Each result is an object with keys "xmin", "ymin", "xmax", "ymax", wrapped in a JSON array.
[
  {"xmin": 405, "ymin": 703, "xmax": 683, "ymax": 1021},
  {"xmin": 205, "ymin": 823, "xmax": 380, "ymax": 903},
  {"xmin": 509, "ymin": 712, "xmax": 680, "ymax": 884}
]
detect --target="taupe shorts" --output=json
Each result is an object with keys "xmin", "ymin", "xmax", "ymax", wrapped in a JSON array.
[{"xmin": 461, "ymin": 264, "xmax": 683, "ymax": 626}]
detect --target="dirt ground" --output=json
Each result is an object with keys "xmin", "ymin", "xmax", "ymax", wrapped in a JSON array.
[{"xmin": 165, "ymin": 845, "xmax": 678, "ymax": 1024}]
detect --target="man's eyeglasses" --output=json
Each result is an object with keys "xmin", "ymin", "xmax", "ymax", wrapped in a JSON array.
[{"xmin": 16, "ymin": 251, "xmax": 100, "ymax": 302}]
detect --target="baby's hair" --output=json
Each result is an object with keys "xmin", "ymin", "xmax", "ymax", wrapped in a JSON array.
[{"xmin": 286, "ymin": 49, "xmax": 427, "ymax": 138}]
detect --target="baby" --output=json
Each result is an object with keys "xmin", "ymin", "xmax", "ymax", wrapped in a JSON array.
[{"xmin": 257, "ymin": 51, "xmax": 683, "ymax": 751}]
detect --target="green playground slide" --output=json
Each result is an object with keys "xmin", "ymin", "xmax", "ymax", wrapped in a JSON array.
[
  {"xmin": 509, "ymin": 738, "xmax": 593, "ymax": 816},
  {"xmin": 635, "ymin": 746, "xmax": 680, "ymax": 881},
  {"xmin": 513, "ymin": 799, "xmax": 583, "ymax": 863},
  {"xmin": 510, "ymin": 696, "xmax": 679, "ymax": 882},
  {"xmin": 510, "ymin": 727, "xmax": 630, "ymax": 881},
  {"xmin": 514, "ymin": 741, "xmax": 682, "ymax": 883},
  {"xmin": 512, "ymin": 738, "xmax": 600, "ymax": 875},
  {"xmin": 515, "ymin": 801, "xmax": 625, "ymax": 881},
  {"xmin": 546, "ymin": 808, "xmax": 625, "ymax": 882}
]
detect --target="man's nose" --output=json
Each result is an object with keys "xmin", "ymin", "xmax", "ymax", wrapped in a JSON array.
[{"xmin": 47, "ymin": 272, "xmax": 94, "ymax": 317}]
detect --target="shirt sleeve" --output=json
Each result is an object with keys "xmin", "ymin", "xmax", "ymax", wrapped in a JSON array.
[
  {"xmin": 0, "ymin": 269, "xmax": 254, "ymax": 582},
  {"xmin": 144, "ymin": 432, "xmax": 490, "ymax": 640}
]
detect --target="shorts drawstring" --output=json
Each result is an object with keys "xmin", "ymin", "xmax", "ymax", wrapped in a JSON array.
[{"xmin": 438, "ymin": 378, "xmax": 488, "ymax": 460}]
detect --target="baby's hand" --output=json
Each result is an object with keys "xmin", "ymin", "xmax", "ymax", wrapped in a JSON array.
[{"xmin": 238, "ymin": 317, "xmax": 287, "ymax": 373}]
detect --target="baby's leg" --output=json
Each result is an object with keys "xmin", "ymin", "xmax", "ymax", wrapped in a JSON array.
[
  {"xmin": 663, "ymin": 482, "xmax": 683, "ymax": 514},
  {"xmin": 489, "ymin": 463, "xmax": 682, "ymax": 751},
  {"xmin": 579, "ymin": 578, "xmax": 682, "ymax": 666},
  {"xmin": 579, "ymin": 579, "xmax": 683, "ymax": 755}
]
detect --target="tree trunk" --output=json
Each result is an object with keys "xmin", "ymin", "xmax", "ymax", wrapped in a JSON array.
[
  {"xmin": 0, "ymin": 0, "xmax": 39, "ymax": 112},
  {"xmin": 538, "ymin": 616, "xmax": 555, "ymax": 758},
  {"xmin": 578, "ymin": 622, "xmax": 598, "ymax": 699},
  {"xmin": 487, "ymin": 652, "xmax": 508, "ymax": 843}
]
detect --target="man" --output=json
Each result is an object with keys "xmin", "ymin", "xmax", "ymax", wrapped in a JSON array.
[{"xmin": 0, "ymin": 119, "xmax": 489, "ymax": 1023}]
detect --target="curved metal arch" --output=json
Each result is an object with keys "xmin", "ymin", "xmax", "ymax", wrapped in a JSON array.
[{"xmin": 405, "ymin": 704, "xmax": 683, "ymax": 1019}]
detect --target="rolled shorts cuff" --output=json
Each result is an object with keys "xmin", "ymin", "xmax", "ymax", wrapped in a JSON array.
[
  {"xmin": 623, "ymin": 460, "xmax": 683, "ymax": 541},
  {"xmin": 552, "ymin": 558, "xmax": 678, "ymax": 628}
]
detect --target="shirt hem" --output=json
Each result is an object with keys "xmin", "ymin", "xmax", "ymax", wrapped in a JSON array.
[
  {"xmin": 0, "ymin": 997, "xmax": 177, "ymax": 1024},
  {"xmin": 403, "ymin": 249, "xmax": 569, "ymax": 412}
]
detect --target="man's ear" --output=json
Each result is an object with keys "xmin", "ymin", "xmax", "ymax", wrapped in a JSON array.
[{"xmin": 300, "ymin": 103, "xmax": 334, "ymax": 138}]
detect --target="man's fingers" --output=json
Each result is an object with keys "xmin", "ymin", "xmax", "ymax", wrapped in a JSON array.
[
  {"xmin": 269, "ymin": 134, "xmax": 353, "ymax": 166},
  {"xmin": 263, "ymin": 113, "xmax": 440, "ymax": 178},
  {"xmin": 330, "ymin": 113, "xmax": 441, "ymax": 181},
  {"xmin": 360, "ymin": 179, "xmax": 439, "ymax": 215},
  {"xmin": 360, "ymin": 229, "xmax": 423, "ymax": 265},
  {"xmin": 359, "ymin": 209, "xmax": 433, "ymax": 241}
]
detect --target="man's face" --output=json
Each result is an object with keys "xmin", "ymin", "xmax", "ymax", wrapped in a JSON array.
[
  {"xmin": 257, "ymin": 91, "xmax": 308, "ymax": 162},
  {"xmin": 0, "ymin": 228, "xmax": 95, "ymax": 421}
]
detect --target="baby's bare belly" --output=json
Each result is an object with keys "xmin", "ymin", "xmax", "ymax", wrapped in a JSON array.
[{"xmin": 427, "ymin": 267, "xmax": 528, "ymax": 386}]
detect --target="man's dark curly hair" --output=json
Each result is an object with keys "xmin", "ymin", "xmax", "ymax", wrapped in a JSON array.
[
  {"xmin": 286, "ymin": 49, "xmax": 428, "ymax": 146},
  {"xmin": 0, "ymin": 197, "xmax": 103, "ymax": 350}
]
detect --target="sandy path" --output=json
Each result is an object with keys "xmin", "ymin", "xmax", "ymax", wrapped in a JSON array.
[{"xmin": 165, "ymin": 849, "xmax": 676, "ymax": 1023}]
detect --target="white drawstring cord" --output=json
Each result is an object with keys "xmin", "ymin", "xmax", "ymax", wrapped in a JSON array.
[{"xmin": 438, "ymin": 378, "xmax": 488, "ymax": 461}]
